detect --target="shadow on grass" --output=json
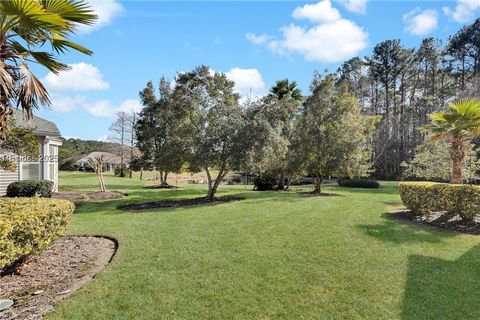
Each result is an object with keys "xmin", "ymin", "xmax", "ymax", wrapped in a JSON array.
[
  {"xmin": 357, "ymin": 212, "xmax": 454, "ymax": 244},
  {"xmin": 402, "ymin": 244, "xmax": 480, "ymax": 319}
]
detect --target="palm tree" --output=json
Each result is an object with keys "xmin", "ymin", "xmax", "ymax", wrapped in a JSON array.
[
  {"xmin": 425, "ymin": 98, "xmax": 480, "ymax": 184},
  {"xmin": 0, "ymin": 0, "xmax": 97, "ymax": 142},
  {"xmin": 269, "ymin": 79, "xmax": 302, "ymax": 190},
  {"xmin": 269, "ymin": 79, "xmax": 302, "ymax": 101}
]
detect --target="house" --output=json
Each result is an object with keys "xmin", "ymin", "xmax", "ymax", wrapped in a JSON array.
[
  {"xmin": 0, "ymin": 109, "xmax": 62, "ymax": 196},
  {"xmin": 74, "ymin": 151, "xmax": 123, "ymax": 172}
]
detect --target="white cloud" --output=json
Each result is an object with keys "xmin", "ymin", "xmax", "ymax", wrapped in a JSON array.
[
  {"xmin": 245, "ymin": 33, "xmax": 271, "ymax": 45},
  {"xmin": 247, "ymin": 0, "xmax": 368, "ymax": 63},
  {"xmin": 443, "ymin": 0, "xmax": 480, "ymax": 23},
  {"xmin": 97, "ymin": 134, "xmax": 109, "ymax": 142},
  {"xmin": 338, "ymin": 0, "xmax": 369, "ymax": 14},
  {"xmin": 50, "ymin": 94, "xmax": 87, "ymax": 113},
  {"xmin": 44, "ymin": 63, "xmax": 110, "ymax": 92},
  {"xmin": 225, "ymin": 68, "xmax": 265, "ymax": 98},
  {"xmin": 77, "ymin": 0, "xmax": 123, "ymax": 33},
  {"xmin": 269, "ymin": 20, "xmax": 368, "ymax": 62},
  {"xmin": 403, "ymin": 8, "xmax": 438, "ymax": 36},
  {"xmin": 292, "ymin": 0, "xmax": 341, "ymax": 23},
  {"xmin": 84, "ymin": 99, "xmax": 142, "ymax": 118},
  {"xmin": 118, "ymin": 99, "xmax": 143, "ymax": 113}
]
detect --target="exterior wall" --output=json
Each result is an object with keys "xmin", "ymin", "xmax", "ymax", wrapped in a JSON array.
[
  {"xmin": 1, "ymin": 137, "xmax": 61, "ymax": 196},
  {"xmin": 0, "ymin": 166, "xmax": 20, "ymax": 196}
]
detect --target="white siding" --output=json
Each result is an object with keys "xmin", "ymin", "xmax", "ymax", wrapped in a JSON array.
[{"xmin": 0, "ymin": 166, "xmax": 20, "ymax": 196}]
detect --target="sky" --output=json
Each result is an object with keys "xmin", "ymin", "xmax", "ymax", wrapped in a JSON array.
[{"xmin": 34, "ymin": 0, "xmax": 480, "ymax": 141}]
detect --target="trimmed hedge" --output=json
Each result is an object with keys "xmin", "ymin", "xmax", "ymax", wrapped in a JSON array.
[
  {"xmin": 6, "ymin": 179, "xmax": 54, "ymax": 198},
  {"xmin": 0, "ymin": 198, "xmax": 75, "ymax": 269},
  {"xmin": 338, "ymin": 178, "xmax": 380, "ymax": 189},
  {"xmin": 399, "ymin": 182, "xmax": 480, "ymax": 221}
]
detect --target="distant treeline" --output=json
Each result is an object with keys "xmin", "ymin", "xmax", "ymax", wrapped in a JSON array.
[
  {"xmin": 337, "ymin": 18, "xmax": 480, "ymax": 179},
  {"xmin": 59, "ymin": 138, "xmax": 123, "ymax": 163}
]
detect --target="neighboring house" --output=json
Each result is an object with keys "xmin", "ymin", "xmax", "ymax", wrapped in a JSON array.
[
  {"xmin": 0, "ymin": 109, "xmax": 62, "ymax": 196},
  {"xmin": 74, "ymin": 151, "xmax": 122, "ymax": 172}
]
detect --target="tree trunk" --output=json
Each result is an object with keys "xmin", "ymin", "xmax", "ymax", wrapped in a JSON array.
[
  {"xmin": 278, "ymin": 171, "xmax": 285, "ymax": 190},
  {"xmin": 313, "ymin": 176, "xmax": 322, "ymax": 194},
  {"xmin": 205, "ymin": 167, "xmax": 213, "ymax": 198},
  {"xmin": 140, "ymin": 169, "xmax": 143, "ymax": 180},
  {"xmin": 163, "ymin": 172, "xmax": 168, "ymax": 186},
  {"xmin": 0, "ymin": 106, "xmax": 12, "ymax": 143},
  {"xmin": 451, "ymin": 138, "xmax": 465, "ymax": 184},
  {"xmin": 286, "ymin": 175, "xmax": 291, "ymax": 190},
  {"xmin": 205, "ymin": 168, "xmax": 227, "ymax": 201}
]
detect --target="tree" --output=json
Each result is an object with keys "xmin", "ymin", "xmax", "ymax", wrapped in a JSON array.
[
  {"xmin": 264, "ymin": 79, "xmax": 303, "ymax": 189},
  {"xmin": 0, "ymin": 117, "xmax": 37, "ymax": 170},
  {"xmin": 175, "ymin": 66, "xmax": 249, "ymax": 201},
  {"xmin": 297, "ymin": 75, "xmax": 374, "ymax": 194},
  {"xmin": 402, "ymin": 138, "xmax": 480, "ymax": 182},
  {"xmin": 0, "ymin": 0, "xmax": 97, "ymax": 142},
  {"xmin": 136, "ymin": 78, "xmax": 189, "ymax": 186},
  {"xmin": 109, "ymin": 111, "xmax": 136, "ymax": 177},
  {"xmin": 424, "ymin": 98, "xmax": 480, "ymax": 184},
  {"xmin": 88, "ymin": 155, "xmax": 107, "ymax": 192}
]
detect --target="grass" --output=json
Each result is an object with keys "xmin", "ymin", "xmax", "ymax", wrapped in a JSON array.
[{"xmin": 47, "ymin": 171, "xmax": 480, "ymax": 319}]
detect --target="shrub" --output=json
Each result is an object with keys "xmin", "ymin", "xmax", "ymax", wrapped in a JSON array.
[
  {"xmin": 338, "ymin": 177, "xmax": 380, "ymax": 189},
  {"xmin": 0, "ymin": 198, "xmax": 75, "ymax": 269},
  {"xmin": 253, "ymin": 174, "xmax": 276, "ymax": 191},
  {"xmin": 399, "ymin": 182, "xmax": 480, "ymax": 221},
  {"xmin": 114, "ymin": 165, "xmax": 127, "ymax": 177},
  {"xmin": 6, "ymin": 179, "xmax": 54, "ymax": 198},
  {"xmin": 60, "ymin": 159, "xmax": 77, "ymax": 171}
]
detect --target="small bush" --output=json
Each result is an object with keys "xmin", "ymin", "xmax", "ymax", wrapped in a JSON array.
[
  {"xmin": 338, "ymin": 178, "xmax": 380, "ymax": 189},
  {"xmin": 6, "ymin": 179, "xmax": 54, "ymax": 198},
  {"xmin": 59, "ymin": 159, "xmax": 77, "ymax": 171},
  {"xmin": 399, "ymin": 182, "xmax": 480, "ymax": 221},
  {"xmin": 114, "ymin": 165, "xmax": 127, "ymax": 177},
  {"xmin": 253, "ymin": 174, "xmax": 276, "ymax": 191},
  {"xmin": 0, "ymin": 198, "xmax": 75, "ymax": 269}
]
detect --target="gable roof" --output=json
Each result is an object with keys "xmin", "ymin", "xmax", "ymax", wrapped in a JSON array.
[
  {"xmin": 11, "ymin": 109, "xmax": 61, "ymax": 138},
  {"xmin": 75, "ymin": 151, "xmax": 123, "ymax": 166}
]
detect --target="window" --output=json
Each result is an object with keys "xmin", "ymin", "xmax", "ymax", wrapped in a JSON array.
[{"xmin": 22, "ymin": 163, "xmax": 40, "ymax": 179}]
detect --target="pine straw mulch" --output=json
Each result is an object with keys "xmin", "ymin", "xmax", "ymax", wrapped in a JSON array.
[
  {"xmin": 389, "ymin": 209, "xmax": 480, "ymax": 235},
  {"xmin": 118, "ymin": 195, "xmax": 244, "ymax": 211},
  {"xmin": 0, "ymin": 236, "xmax": 117, "ymax": 320},
  {"xmin": 52, "ymin": 191, "xmax": 126, "ymax": 203}
]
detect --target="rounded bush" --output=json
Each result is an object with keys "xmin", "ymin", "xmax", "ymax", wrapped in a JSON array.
[
  {"xmin": 6, "ymin": 179, "xmax": 54, "ymax": 198},
  {"xmin": 253, "ymin": 174, "xmax": 276, "ymax": 191},
  {"xmin": 0, "ymin": 198, "xmax": 75, "ymax": 269},
  {"xmin": 337, "ymin": 178, "xmax": 380, "ymax": 189},
  {"xmin": 399, "ymin": 182, "xmax": 480, "ymax": 221}
]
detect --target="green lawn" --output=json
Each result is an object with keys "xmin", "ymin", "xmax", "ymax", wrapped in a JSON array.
[{"xmin": 48, "ymin": 171, "xmax": 480, "ymax": 319}]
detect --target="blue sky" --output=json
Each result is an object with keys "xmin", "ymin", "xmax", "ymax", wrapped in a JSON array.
[{"xmin": 34, "ymin": 0, "xmax": 480, "ymax": 141}]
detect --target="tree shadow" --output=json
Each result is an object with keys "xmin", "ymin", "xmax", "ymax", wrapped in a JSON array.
[
  {"xmin": 402, "ymin": 244, "xmax": 480, "ymax": 319},
  {"xmin": 357, "ymin": 213, "xmax": 454, "ymax": 244}
]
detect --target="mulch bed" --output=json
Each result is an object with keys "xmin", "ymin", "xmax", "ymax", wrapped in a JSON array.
[
  {"xmin": 119, "ymin": 195, "xmax": 244, "ymax": 211},
  {"xmin": 52, "ymin": 191, "xmax": 125, "ymax": 203},
  {"xmin": 143, "ymin": 184, "xmax": 179, "ymax": 189},
  {"xmin": 390, "ymin": 210, "xmax": 480, "ymax": 235},
  {"xmin": 0, "ymin": 236, "xmax": 117, "ymax": 320},
  {"xmin": 298, "ymin": 191, "xmax": 341, "ymax": 197}
]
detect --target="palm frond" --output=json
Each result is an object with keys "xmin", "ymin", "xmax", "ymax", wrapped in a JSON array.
[
  {"xmin": 41, "ymin": 0, "xmax": 97, "ymax": 26},
  {"xmin": 50, "ymin": 35, "xmax": 93, "ymax": 55},
  {"xmin": 0, "ymin": 63, "xmax": 15, "ymax": 100},
  {"xmin": 17, "ymin": 63, "xmax": 51, "ymax": 118},
  {"xmin": 0, "ymin": 0, "xmax": 67, "ymax": 36}
]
